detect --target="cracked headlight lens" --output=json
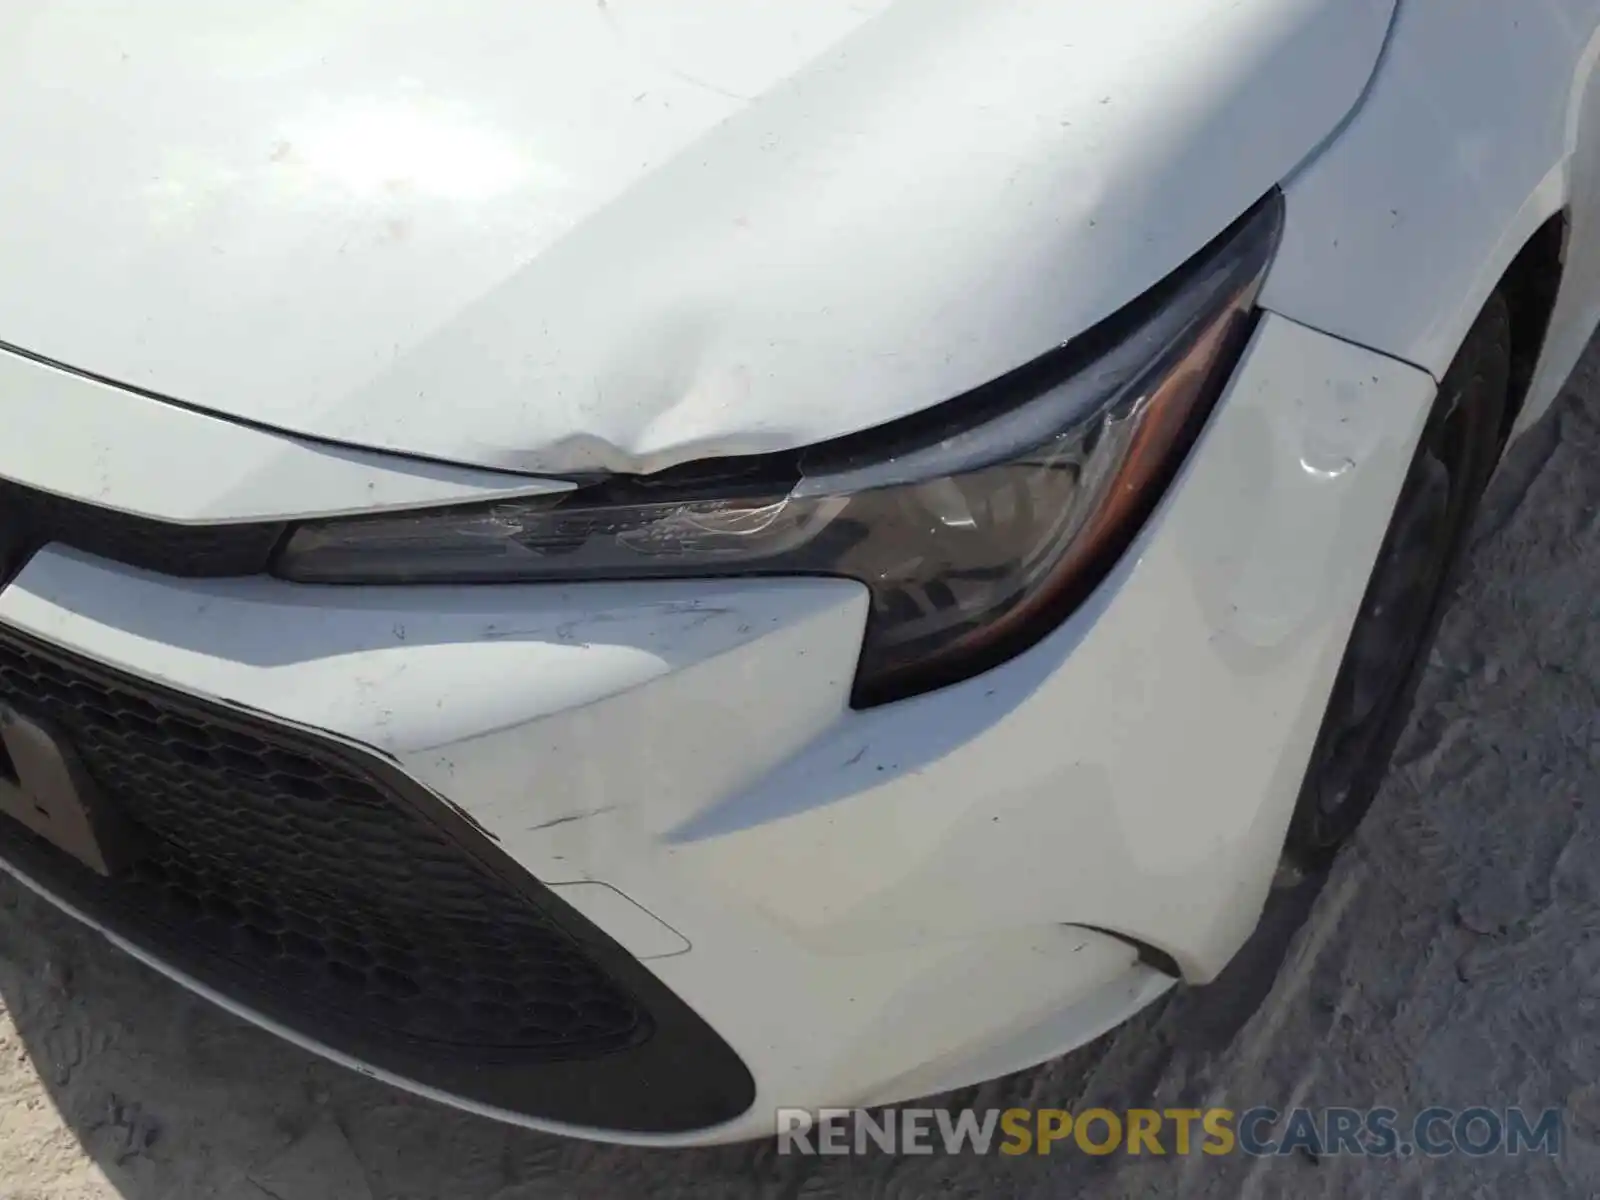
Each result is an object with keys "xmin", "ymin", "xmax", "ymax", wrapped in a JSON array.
[{"xmin": 277, "ymin": 193, "xmax": 1282, "ymax": 703}]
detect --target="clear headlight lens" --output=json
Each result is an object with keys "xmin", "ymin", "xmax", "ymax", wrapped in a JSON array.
[{"xmin": 277, "ymin": 193, "xmax": 1282, "ymax": 703}]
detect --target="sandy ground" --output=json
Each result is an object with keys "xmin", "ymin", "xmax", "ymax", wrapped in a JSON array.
[{"xmin": 2, "ymin": 344, "xmax": 1600, "ymax": 1199}]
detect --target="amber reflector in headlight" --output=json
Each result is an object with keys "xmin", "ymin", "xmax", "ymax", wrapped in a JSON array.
[{"xmin": 278, "ymin": 192, "xmax": 1283, "ymax": 704}]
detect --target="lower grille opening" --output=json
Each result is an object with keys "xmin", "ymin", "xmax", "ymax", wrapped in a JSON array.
[{"xmin": 0, "ymin": 626, "xmax": 753, "ymax": 1132}]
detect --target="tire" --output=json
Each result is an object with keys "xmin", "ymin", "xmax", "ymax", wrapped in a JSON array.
[{"xmin": 1285, "ymin": 291, "xmax": 1511, "ymax": 865}]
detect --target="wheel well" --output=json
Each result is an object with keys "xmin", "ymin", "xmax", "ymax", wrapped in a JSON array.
[{"xmin": 1496, "ymin": 212, "xmax": 1568, "ymax": 445}]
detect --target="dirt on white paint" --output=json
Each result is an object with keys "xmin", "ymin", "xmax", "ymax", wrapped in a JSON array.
[{"xmin": 3, "ymin": 343, "xmax": 1600, "ymax": 1199}]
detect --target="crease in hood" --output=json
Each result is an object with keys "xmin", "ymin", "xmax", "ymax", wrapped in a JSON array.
[{"xmin": 0, "ymin": 0, "xmax": 1394, "ymax": 476}]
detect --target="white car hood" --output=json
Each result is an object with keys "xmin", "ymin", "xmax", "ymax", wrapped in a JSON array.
[{"xmin": 0, "ymin": 0, "xmax": 1393, "ymax": 476}]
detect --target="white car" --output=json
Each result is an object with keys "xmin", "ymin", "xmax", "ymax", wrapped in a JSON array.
[{"xmin": 0, "ymin": 0, "xmax": 1593, "ymax": 1145}]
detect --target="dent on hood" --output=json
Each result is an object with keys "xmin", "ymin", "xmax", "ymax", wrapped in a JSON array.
[
  {"xmin": 458, "ymin": 302, "xmax": 829, "ymax": 477},
  {"xmin": 0, "ymin": 1, "xmax": 1391, "ymax": 477},
  {"xmin": 330, "ymin": 0, "xmax": 1396, "ymax": 479}
]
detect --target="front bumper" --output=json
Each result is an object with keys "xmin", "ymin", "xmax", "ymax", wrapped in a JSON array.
[{"xmin": 0, "ymin": 312, "xmax": 1435, "ymax": 1144}]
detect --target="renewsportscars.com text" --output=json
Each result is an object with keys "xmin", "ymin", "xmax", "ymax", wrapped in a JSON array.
[{"xmin": 775, "ymin": 1106, "xmax": 1563, "ymax": 1158}]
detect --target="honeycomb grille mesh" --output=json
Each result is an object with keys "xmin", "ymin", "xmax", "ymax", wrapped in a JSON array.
[{"xmin": 0, "ymin": 631, "xmax": 648, "ymax": 1060}]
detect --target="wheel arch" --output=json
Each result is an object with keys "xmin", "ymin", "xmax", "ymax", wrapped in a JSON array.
[{"xmin": 1497, "ymin": 211, "xmax": 1570, "ymax": 448}]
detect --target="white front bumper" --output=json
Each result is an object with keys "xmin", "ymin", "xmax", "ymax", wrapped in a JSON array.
[{"xmin": 0, "ymin": 312, "xmax": 1435, "ymax": 1143}]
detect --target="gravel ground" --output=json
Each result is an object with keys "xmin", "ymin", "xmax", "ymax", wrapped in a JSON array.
[{"xmin": 2, "ymin": 342, "xmax": 1600, "ymax": 1199}]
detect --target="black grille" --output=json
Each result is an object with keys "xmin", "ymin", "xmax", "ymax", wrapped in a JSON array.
[
  {"xmin": 0, "ymin": 478, "xmax": 283, "ymax": 578},
  {"xmin": 0, "ymin": 489, "xmax": 758, "ymax": 1130},
  {"xmin": 0, "ymin": 629, "xmax": 646, "ymax": 1061}
]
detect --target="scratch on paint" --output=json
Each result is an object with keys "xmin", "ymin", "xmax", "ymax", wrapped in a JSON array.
[{"xmin": 527, "ymin": 805, "xmax": 619, "ymax": 832}]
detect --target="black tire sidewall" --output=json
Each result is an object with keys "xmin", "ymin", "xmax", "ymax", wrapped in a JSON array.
[{"xmin": 1285, "ymin": 292, "xmax": 1511, "ymax": 865}]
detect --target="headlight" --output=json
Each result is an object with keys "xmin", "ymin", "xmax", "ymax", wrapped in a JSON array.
[{"xmin": 278, "ymin": 192, "xmax": 1282, "ymax": 704}]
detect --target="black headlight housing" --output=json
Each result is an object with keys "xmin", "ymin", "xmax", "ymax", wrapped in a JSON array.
[{"xmin": 276, "ymin": 192, "xmax": 1283, "ymax": 705}]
